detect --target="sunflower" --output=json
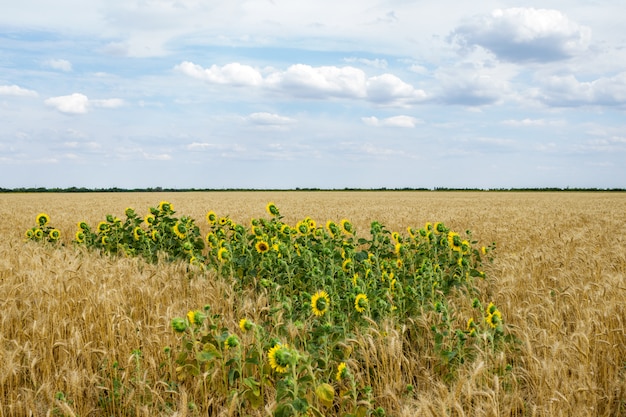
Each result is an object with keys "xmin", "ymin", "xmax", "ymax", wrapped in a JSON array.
[
  {"xmin": 206, "ymin": 211, "xmax": 217, "ymax": 224},
  {"xmin": 354, "ymin": 293, "xmax": 368, "ymax": 313},
  {"xmin": 336, "ymin": 362, "xmax": 348, "ymax": 381},
  {"xmin": 101, "ymin": 236, "xmax": 109, "ymax": 245},
  {"xmin": 326, "ymin": 220, "xmax": 340, "ymax": 238},
  {"xmin": 447, "ymin": 232, "xmax": 462, "ymax": 251},
  {"xmin": 268, "ymin": 343, "xmax": 291, "ymax": 373},
  {"xmin": 158, "ymin": 201, "xmax": 173, "ymax": 213},
  {"xmin": 151, "ymin": 230, "xmax": 160, "ymax": 242},
  {"xmin": 205, "ymin": 232, "xmax": 217, "ymax": 247},
  {"xmin": 433, "ymin": 222, "xmax": 442, "ymax": 234},
  {"xmin": 392, "ymin": 231, "xmax": 400, "ymax": 242},
  {"xmin": 224, "ymin": 335, "xmax": 240, "ymax": 350},
  {"xmin": 77, "ymin": 221, "xmax": 90, "ymax": 231},
  {"xmin": 311, "ymin": 290, "xmax": 330, "ymax": 317},
  {"xmin": 342, "ymin": 259, "xmax": 352, "ymax": 272},
  {"xmin": 266, "ymin": 202, "xmax": 280, "ymax": 216},
  {"xmin": 133, "ymin": 226, "xmax": 144, "ymax": 241},
  {"xmin": 144, "ymin": 214, "xmax": 155, "ymax": 225},
  {"xmin": 239, "ymin": 318, "xmax": 253, "ymax": 332},
  {"xmin": 296, "ymin": 221, "xmax": 309, "ymax": 235},
  {"xmin": 48, "ymin": 229, "xmax": 61, "ymax": 240},
  {"xmin": 173, "ymin": 222, "xmax": 186, "ymax": 239},
  {"xmin": 36, "ymin": 213, "xmax": 50, "ymax": 227},
  {"xmin": 186, "ymin": 310, "xmax": 205, "ymax": 326},
  {"xmin": 217, "ymin": 247, "xmax": 230, "ymax": 262},
  {"xmin": 97, "ymin": 221, "xmax": 109, "ymax": 233},
  {"xmin": 255, "ymin": 240, "xmax": 270, "ymax": 254},
  {"xmin": 340, "ymin": 219, "xmax": 353, "ymax": 234},
  {"xmin": 25, "ymin": 229, "xmax": 34, "ymax": 240}
]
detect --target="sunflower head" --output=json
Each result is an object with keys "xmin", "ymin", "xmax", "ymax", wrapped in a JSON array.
[
  {"xmin": 336, "ymin": 362, "xmax": 348, "ymax": 381},
  {"xmin": 171, "ymin": 317, "xmax": 188, "ymax": 333},
  {"xmin": 268, "ymin": 343, "xmax": 293, "ymax": 373},
  {"xmin": 159, "ymin": 201, "xmax": 174, "ymax": 213},
  {"xmin": 217, "ymin": 247, "xmax": 230, "ymax": 262},
  {"xmin": 224, "ymin": 335, "xmax": 240, "ymax": 350},
  {"xmin": 255, "ymin": 240, "xmax": 270, "ymax": 254},
  {"xmin": 355, "ymin": 293, "xmax": 368, "ymax": 313},
  {"xmin": 266, "ymin": 202, "xmax": 280, "ymax": 217},
  {"xmin": 173, "ymin": 222, "xmax": 187, "ymax": 239},
  {"xmin": 340, "ymin": 219, "xmax": 353, "ymax": 234},
  {"xmin": 239, "ymin": 318, "xmax": 253, "ymax": 332},
  {"xmin": 206, "ymin": 211, "xmax": 217, "ymax": 224},
  {"xmin": 186, "ymin": 310, "xmax": 205, "ymax": 326},
  {"xmin": 97, "ymin": 221, "xmax": 109, "ymax": 233},
  {"xmin": 48, "ymin": 229, "xmax": 61, "ymax": 241},
  {"xmin": 311, "ymin": 290, "xmax": 330, "ymax": 317},
  {"xmin": 144, "ymin": 214, "xmax": 155, "ymax": 225},
  {"xmin": 36, "ymin": 213, "xmax": 50, "ymax": 227},
  {"xmin": 133, "ymin": 226, "xmax": 144, "ymax": 241}
]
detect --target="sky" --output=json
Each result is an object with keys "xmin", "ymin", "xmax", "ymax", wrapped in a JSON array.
[{"xmin": 1, "ymin": 1, "xmax": 625, "ymax": 189}]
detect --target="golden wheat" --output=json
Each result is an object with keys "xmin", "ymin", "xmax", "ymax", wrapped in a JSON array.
[{"xmin": 1, "ymin": 191, "xmax": 624, "ymax": 416}]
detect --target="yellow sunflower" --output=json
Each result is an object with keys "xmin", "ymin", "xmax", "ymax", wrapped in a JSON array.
[
  {"xmin": 335, "ymin": 362, "xmax": 348, "ymax": 381},
  {"xmin": 311, "ymin": 290, "xmax": 330, "ymax": 317},
  {"xmin": 268, "ymin": 343, "xmax": 291, "ymax": 373},
  {"xmin": 266, "ymin": 202, "xmax": 280, "ymax": 216},
  {"xmin": 206, "ymin": 211, "xmax": 217, "ymax": 224},
  {"xmin": 36, "ymin": 213, "xmax": 50, "ymax": 227},
  {"xmin": 354, "ymin": 293, "xmax": 368, "ymax": 313},
  {"xmin": 255, "ymin": 240, "xmax": 270, "ymax": 254},
  {"xmin": 217, "ymin": 247, "xmax": 230, "ymax": 262}
]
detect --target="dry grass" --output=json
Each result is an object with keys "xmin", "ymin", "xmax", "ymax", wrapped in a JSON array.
[{"xmin": 1, "ymin": 191, "xmax": 624, "ymax": 416}]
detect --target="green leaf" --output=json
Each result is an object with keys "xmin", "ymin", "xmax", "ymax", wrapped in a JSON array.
[
  {"xmin": 314, "ymin": 383, "xmax": 334, "ymax": 407},
  {"xmin": 196, "ymin": 343, "xmax": 221, "ymax": 362},
  {"xmin": 244, "ymin": 389, "xmax": 263, "ymax": 409}
]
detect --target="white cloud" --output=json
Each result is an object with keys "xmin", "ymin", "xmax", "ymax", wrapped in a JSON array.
[
  {"xmin": 266, "ymin": 64, "xmax": 367, "ymax": 99},
  {"xmin": 45, "ymin": 93, "xmax": 125, "ymax": 114},
  {"xmin": 92, "ymin": 98, "xmax": 125, "ymax": 108},
  {"xmin": 142, "ymin": 152, "xmax": 171, "ymax": 160},
  {"xmin": 343, "ymin": 57, "xmax": 388, "ymax": 69},
  {"xmin": 537, "ymin": 72, "xmax": 626, "ymax": 107},
  {"xmin": 175, "ymin": 61, "xmax": 263, "ymax": 86},
  {"xmin": 177, "ymin": 61, "xmax": 427, "ymax": 105},
  {"xmin": 452, "ymin": 8, "xmax": 591, "ymax": 62},
  {"xmin": 43, "ymin": 59, "xmax": 72, "ymax": 72},
  {"xmin": 0, "ymin": 84, "xmax": 38, "ymax": 97},
  {"xmin": 501, "ymin": 118, "xmax": 564, "ymax": 127},
  {"xmin": 434, "ymin": 62, "xmax": 513, "ymax": 106},
  {"xmin": 247, "ymin": 112, "xmax": 296, "ymax": 126},
  {"xmin": 45, "ymin": 93, "xmax": 90, "ymax": 114},
  {"xmin": 362, "ymin": 115, "xmax": 420, "ymax": 128},
  {"xmin": 365, "ymin": 74, "xmax": 427, "ymax": 105}
]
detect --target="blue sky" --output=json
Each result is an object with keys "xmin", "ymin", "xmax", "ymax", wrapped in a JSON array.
[{"xmin": 1, "ymin": 1, "xmax": 625, "ymax": 189}]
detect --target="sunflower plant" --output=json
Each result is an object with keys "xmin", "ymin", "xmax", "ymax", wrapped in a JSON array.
[{"xmin": 24, "ymin": 213, "xmax": 62, "ymax": 244}]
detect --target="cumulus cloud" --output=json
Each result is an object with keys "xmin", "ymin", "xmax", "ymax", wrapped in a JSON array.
[
  {"xmin": 45, "ymin": 93, "xmax": 125, "ymax": 114},
  {"xmin": 362, "ymin": 115, "xmax": 420, "ymax": 128},
  {"xmin": 43, "ymin": 59, "xmax": 73, "ymax": 72},
  {"xmin": 176, "ymin": 61, "xmax": 427, "ymax": 106},
  {"xmin": 0, "ymin": 84, "xmax": 38, "ymax": 97},
  {"xmin": 537, "ymin": 72, "xmax": 626, "ymax": 107},
  {"xmin": 451, "ymin": 8, "xmax": 591, "ymax": 62}
]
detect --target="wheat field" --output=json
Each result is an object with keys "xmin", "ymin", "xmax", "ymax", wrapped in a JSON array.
[{"xmin": 1, "ymin": 191, "xmax": 624, "ymax": 416}]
